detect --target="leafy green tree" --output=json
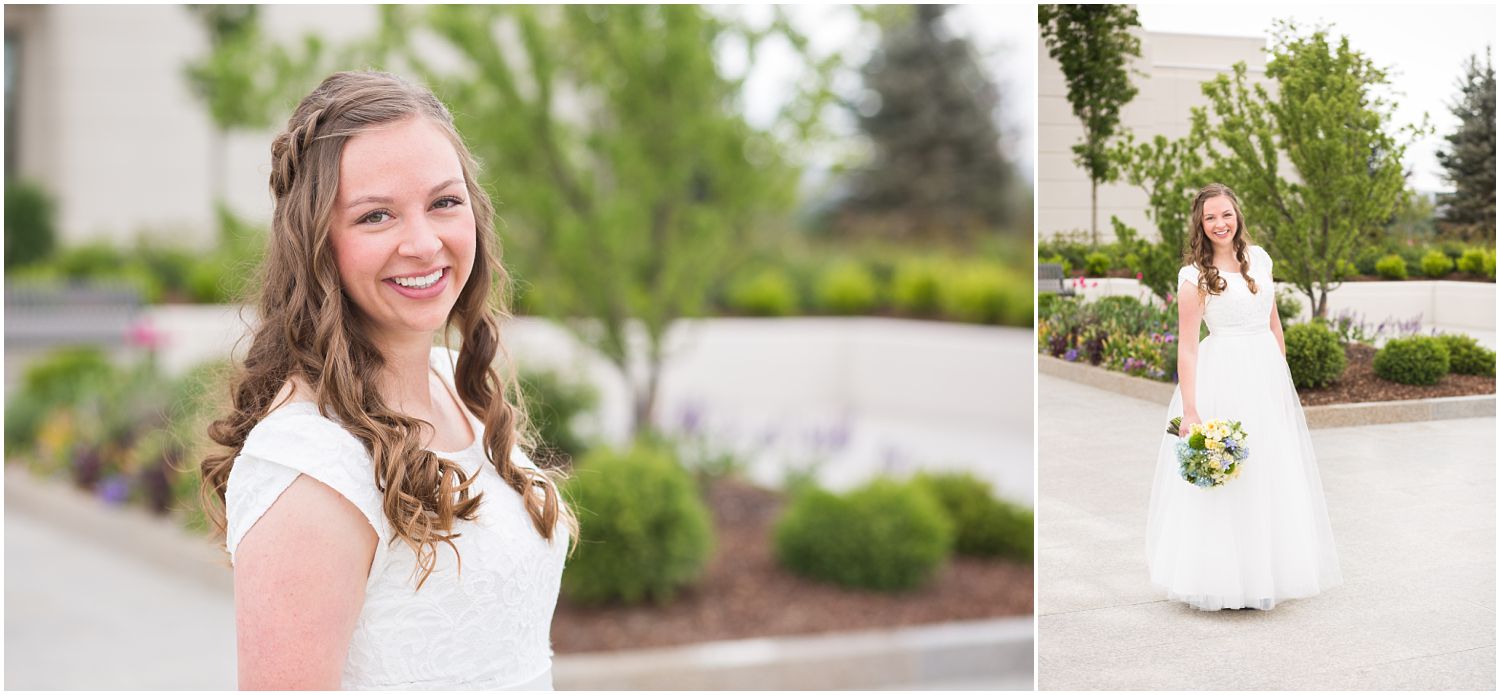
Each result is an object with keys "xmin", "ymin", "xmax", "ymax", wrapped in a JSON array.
[
  {"xmin": 1038, "ymin": 4, "xmax": 1142, "ymax": 246},
  {"xmin": 1108, "ymin": 130, "xmax": 1208, "ymax": 303},
  {"xmin": 1187, "ymin": 24, "xmax": 1424, "ymax": 318},
  {"xmin": 838, "ymin": 5, "xmax": 1018, "ymax": 242},
  {"xmin": 374, "ymin": 5, "xmax": 826, "ymax": 436},
  {"xmin": 1435, "ymin": 51, "xmax": 1496, "ymax": 243},
  {"xmin": 182, "ymin": 5, "xmax": 324, "ymax": 213}
]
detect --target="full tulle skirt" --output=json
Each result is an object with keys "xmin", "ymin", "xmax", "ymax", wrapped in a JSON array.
[{"xmin": 1146, "ymin": 330, "xmax": 1342, "ymax": 611}]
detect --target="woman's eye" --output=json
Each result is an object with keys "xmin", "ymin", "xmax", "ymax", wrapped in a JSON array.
[
  {"xmin": 360, "ymin": 210, "xmax": 391, "ymax": 225},
  {"xmin": 433, "ymin": 196, "xmax": 464, "ymax": 210}
]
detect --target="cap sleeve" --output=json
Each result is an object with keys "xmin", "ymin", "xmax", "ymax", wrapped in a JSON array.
[
  {"xmin": 224, "ymin": 405, "xmax": 392, "ymax": 567},
  {"xmin": 1253, "ymin": 245, "xmax": 1273, "ymax": 276},
  {"xmin": 1177, "ymin": 264, "xmax": 1200, "ymax": 291}
]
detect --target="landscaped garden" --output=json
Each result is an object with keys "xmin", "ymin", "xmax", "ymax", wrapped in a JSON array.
[{"xmin": 1038, "ymin": 291, "xmax": 1496, "ymax": 405}]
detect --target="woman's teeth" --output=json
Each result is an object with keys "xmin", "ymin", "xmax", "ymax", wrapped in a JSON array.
[{"xmin": 393, "ymin": 269, "xmax": 442, "ymax": 289}]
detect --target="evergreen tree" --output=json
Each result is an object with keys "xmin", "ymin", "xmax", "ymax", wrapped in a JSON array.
[
  {"xmin": 838, "ymin": 5, "xmax": 1017, "ymax": 242},
  {"xmin": 1436, "ymin": 51, "xmax": 1496, "ymax": 242},
  {"xmin": 1038, "ymin": 4, "xmax": 1142, "ymax": 246}
]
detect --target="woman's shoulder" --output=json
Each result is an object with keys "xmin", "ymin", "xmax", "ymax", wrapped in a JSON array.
[{"xmin": 1177, "ymin": 262, "xmax": 1201, "ymax": 286}]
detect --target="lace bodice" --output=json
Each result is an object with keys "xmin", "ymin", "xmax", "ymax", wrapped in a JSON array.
[
  {"xmin": 224, "ymin": 347, "xmax": 567, "ymax": 690},
  {"xmin": 1178, "ymin": 246, "xmax": 1276, "ymax": 337}
]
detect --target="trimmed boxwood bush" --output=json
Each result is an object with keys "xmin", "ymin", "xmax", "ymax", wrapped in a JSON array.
[
  {"xmin": 774, "ymin": 479, "xmax": 954, "ymax": 591},
  {"xmin": 1372, "ymin": 336, "xmax": 1450, "ymax": 386},
  {"xmin": 913, "ymin": 472, "xmax": 1032, "ymax": 561},
  {"xmin": 891, "ymin": 258, "xmax": 943, "ymax": 315},
  {"xmin": 561, "ymin": 445, "xmax": 714, "ymax": 604},
  {"xmin": 814, "ymin": 260, "xmax": 880, "ymax": 315},
  {"xmin": 1457, "ymin": 248, "xmax": 1488, "ymax": 276},
  {"xmin": 5, "ymin": 179, "xmax": 58, "ymax": 269},
  {"xmin": 1284, "ymin": 322, "xmax": 1347, "ymax": 389},
  {"xmin": 1437, "ymin": 334, "xmax": 1496, "ymax": 377},
  {"xmin": 938, "ymin": 264, "xmax": 1029, "ymax": 326},
  {"xmin": 726, "ymin": 268, "xmax": 799, "ymax": 317},
  {"xmin": 1375, "ymin": 254, "xmax": 1408, "ymax": 280},
  {"xmin": 1084, "ymin": 251, "xmax": 1111, "ymax": 277},
  {"xmin": 1420, "ymin": 250, "xmax": 1454, "ymax": 278}
]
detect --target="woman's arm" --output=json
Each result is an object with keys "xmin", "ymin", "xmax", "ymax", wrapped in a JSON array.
[
  {"xmin": 234, "ymin": 474, "xmax": 377, "ymax": 690},
  {"xmin": 1177, "ymin": 283, "xmax": 1204, "ymax": 436},
  {"xmin": 1269, "ymin": 297, "xmax": 1287, "ymax": 358}
]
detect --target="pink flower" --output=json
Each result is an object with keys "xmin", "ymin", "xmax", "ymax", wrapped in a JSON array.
[
  {"xmin": 1135, "ymin": 272, "xmax": 1143, "ymax": 280},
  {"xmin": 126, "ymin": 318, "xmax": 167, "ymax": 351},
  {"xmin": 1090, "ymin": 281, "xmax": 1099, "ymax": 288}
]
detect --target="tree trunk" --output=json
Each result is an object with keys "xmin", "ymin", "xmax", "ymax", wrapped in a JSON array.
[
  {"xmin": 630, "ymin": 355, "xmax": 662, "ymax": 439},
  {"xmin": 1090, "ymin": 178, "xmax": 1099, "ymax": 247},
  {"xmin": 1315, "ymin": 286, "xmax": 1329, "ymax": 320}
]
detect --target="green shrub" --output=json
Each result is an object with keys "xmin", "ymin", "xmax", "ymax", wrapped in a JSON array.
[
  {"xmin": 1084, "ymin": 251, "xmax": 1111, "ymax": 277},
  {"xmin": 1284, "ymin": 322, "xmax": 1347, "ymax": 389},
  {"xmin": 562, "ymin": 445, "xmax": 714, "ymax": 604},
  {"xmin": 5, "ymin": 179, "xmax": 58, "ymax": 269},
  {"xmin": 890, "ymin": 258, "xmax": 944, "ymax": 315},
  {"xmin": 1372, "ymin": 336, "xmax": 1450, "ymax": 385},
  {"xmin": 1374, "ymin": 254, "xmax": 1408, "ymax": 280},
  {"xmin": 938, "ymin": 264, "xmax": 1029, "ymax": 326},
  {"xmin": 1420, "ymin": 250, "xmax": 1454, "ymax": 278},
  {"xmin": 814, "ymin": 260, "xmax": 880, "ymax": 315},
  {"xmin": 187, "ymin": 252, "xmax": 259, "ymax": 304},
  {"xmin": 1457, "ymin": 248, "xmax": 1488, "ymax": 276},
  {"xmin": 518, "ymin": 368, "xmax": 598, "ymax": 463},
  {"xmin": 1436, "ymin": 334, "xmax": 1495, "ymax": 377},
  {"xmin": 1354, "ymin": 246, "xmax": 1387, "ymax": 276},
  {"xmin": 774, "ymin": 479, "xmax": 954, "ymax": 591},
  {"xmin": 913, "ymin": 472, "xmax": 1032, "ymax": 561},
  {"xmin": 1275, "ymin": 286, "xmax": 1303, "ymax": 325},
  {"xmin": 1486, "ymin": 250, "xmax": 1496, "ymax": 281},
  {"xmin": 726, "ymin": 268, "xmax": 799, "ymax": 317},
  {"xmin": 5, "ymin": 348, "xmax": 117, "ymax": 455},
  {"xmin": 1333, "ymin": 258, "xmax": 1358, "ymax": 281}
]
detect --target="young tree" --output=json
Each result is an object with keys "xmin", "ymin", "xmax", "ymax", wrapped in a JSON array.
[
  {"xmin": 1108, "ymin": 130, "xmax": 1208, "ymax": 303},
  {"xmin": 1188, "ymin": 24, "xmax": 1424, "ymax": 318},
  {"xmin": 1436, "ymin": 51, "xmax": 1496, "ymax": 243},
  {"xmin": 1038, "ymin": 4, "xmax": 1142, "ymax": 246},
  {"xmin": 838, "ymin": 5, "xmax": 1018, "ymax": 241},
  {"xmin": 376, "ymin": 5, "xmax": 826, "ymax": 436}
]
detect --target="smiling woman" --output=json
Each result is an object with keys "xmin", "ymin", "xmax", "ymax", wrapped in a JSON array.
[{"xmin": 197, "ymin": 71, "xmax": 575, "ymax": 690}]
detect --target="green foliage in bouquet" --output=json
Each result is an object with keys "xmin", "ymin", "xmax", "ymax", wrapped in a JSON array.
[
  {"xmin": 774, "ymin": 479, "xmax": 954, "ymax": 591},
  {"xmin": 1373, "ymin": 336, "xmax": 1450, "ymax": 385},
  {"xmin": 1436, "ymin": 333, "xmax": 1496, "ymax": 377},
  {"xmin": 562, "ymin": 445, "xmax": 715, "ymax": 604},
  {"xmin": 1285, "ymin": 322, "xmax": 1347, "ymax": 389}
]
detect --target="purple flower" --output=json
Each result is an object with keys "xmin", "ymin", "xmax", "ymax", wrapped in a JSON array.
[
  {"xmin": 1064, "ymin": 348, "xmax": 1079, "ymax": 362},
  {"xmin": 678, "ymin": 401, "xmax": 704, "ymax": 437},
  {"xmin": 98, "ymin": 476, "xmax": 130, "ymax": 505}
]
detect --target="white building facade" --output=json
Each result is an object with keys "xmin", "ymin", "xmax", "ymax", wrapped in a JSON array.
[{"xmin": 1038, "ymin": 25, "xmax": 1267, "ymax": 241}]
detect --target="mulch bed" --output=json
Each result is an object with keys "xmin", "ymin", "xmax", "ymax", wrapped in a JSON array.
[
  {"xmin": 549, "ymin": 478, "xmax": 1033, "ymax": 654},
  {"xmin": 1298, "ymin": 343, "xmax": 1496, "ymax": 406}
]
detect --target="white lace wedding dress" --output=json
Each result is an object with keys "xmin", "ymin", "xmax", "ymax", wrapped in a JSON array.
[
  {"xmin": 1146, "ymin": 246, "xmax": 1342, "ymax": 611},
  {"xmin": 225, "ymin": 347, "xmax": 568, "ymax": 689}
]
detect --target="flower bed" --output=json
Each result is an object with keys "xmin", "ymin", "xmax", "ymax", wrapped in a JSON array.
[{"xmin": 550, "ymin": 478, "xmax": 1032, "ymax": 653}]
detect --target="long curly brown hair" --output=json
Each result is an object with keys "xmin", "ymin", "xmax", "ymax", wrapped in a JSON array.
[
  {"xmin": 199, "ymin": 71, "xmax": 575, "ymax": 588},
  {"xmin": 1186, "ymin": 182, "xmax": 1258, "ymax": 297}
]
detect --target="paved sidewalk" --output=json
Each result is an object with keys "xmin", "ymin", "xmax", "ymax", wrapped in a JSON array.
[{"xmin": 1037, "ymin": 374, "xmax": 1495, "ymax": 690}]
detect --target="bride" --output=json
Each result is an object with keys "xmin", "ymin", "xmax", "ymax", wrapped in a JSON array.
[
  {"xmin": 199, "ymin": 71, "xmax": 575, "ymax": 689},
  {"xmin": 1145, "ymin": 183, "xmax": 1342, "ymax": 611}
]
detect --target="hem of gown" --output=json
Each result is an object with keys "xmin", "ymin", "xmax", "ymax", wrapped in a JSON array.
[{"xmin": 1153, "ymin": 579, "xmax": 1341, "ymax": 612}]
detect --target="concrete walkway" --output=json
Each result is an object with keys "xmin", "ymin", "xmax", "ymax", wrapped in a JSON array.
[{"xmin": 1037, "ymin": 374, "xmax": 1495, "ymax": 690}]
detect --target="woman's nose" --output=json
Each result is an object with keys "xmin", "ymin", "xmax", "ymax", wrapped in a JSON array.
[{"xmin": 399, "ymin": 218, "xmax": 443, "ymax": 259}]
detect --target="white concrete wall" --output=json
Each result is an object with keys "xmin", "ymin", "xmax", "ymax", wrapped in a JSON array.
[
  {"xmin": 1062, "ymin": 279, "xmax": 1498, "ymax": 348},
  {"xmin": 134, "ymin": 310, "xmax": 1037, "ymax": 505},
  {"xmin": 1039, "ymin": 25, "xmax": 1268, "ymax": 241}
]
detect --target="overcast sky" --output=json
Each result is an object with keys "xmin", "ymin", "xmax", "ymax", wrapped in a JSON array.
[{"xmin": 1136, "ymin": 3, "xmax": 1495, "ymax": 195}]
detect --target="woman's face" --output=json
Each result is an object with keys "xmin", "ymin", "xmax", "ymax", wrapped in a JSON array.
[
  {"xmin": 330, "ymin": 116, "xmax": 476, "ymax": 348},
  {"xmin": 1199, "ymin": 195, "xmax": 1239, "ymax": 252}
]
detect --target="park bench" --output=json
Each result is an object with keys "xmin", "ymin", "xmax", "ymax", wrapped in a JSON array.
[
  {"xmin": 5, "ymin": 282, "xmax": 144, "ymax": 348},
  {"xmin": 1037, "ymin": 262, "xmax": 1074, "ymax": 296}
]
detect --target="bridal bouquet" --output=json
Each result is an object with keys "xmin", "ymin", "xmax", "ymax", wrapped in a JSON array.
[{"xmin": 1167, "ymin": 417, "xmax": 1249, "ymax": 488}]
